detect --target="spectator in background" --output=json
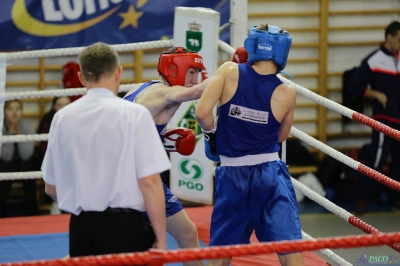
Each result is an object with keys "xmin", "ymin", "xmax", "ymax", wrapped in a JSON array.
[
  {"xmin": 62, "ymin": 62, "xmax": 84, "ymax": 102},
  {"xmin": 37, "ymin": 96, "xmax": 71, "ymax": 163},
  {"xmin": 0, "ymin": 100, "xmax": 38, "ymax": 217},
  {"xmin": 36, "ymin": 96, "xmax": 71, "ymax": 215},
  {"xmin": 349, "ymin": 21, "xmax": 400, "ymax": 214}
]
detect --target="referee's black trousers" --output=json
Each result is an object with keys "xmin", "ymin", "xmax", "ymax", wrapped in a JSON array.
[{"xmin": 69, "ymin": 208, "xmax": 155, "ymax": 257}]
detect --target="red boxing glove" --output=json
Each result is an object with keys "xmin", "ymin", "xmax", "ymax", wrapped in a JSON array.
[
  {"xmin": 231, "ymin": 45, "xmax": 248, "ymax": 64},
  {"xmin": 163, "ymin": 128, "xmax": 196, "ymax": 156}
]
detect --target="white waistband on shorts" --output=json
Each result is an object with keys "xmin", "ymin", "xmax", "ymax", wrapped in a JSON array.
[{"xmin": 220, "ymin": 152, "xmax": 280, "ymax": 167}]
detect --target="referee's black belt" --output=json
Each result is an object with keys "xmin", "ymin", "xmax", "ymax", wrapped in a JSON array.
[{"xmin": 104, "ymin": 207, "xmax": 140, "ymax": 213}]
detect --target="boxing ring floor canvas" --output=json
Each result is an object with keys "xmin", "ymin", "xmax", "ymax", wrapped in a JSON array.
[{"xmin": 0, "ymin": 206, "xmax": 326, "ymax": 266}]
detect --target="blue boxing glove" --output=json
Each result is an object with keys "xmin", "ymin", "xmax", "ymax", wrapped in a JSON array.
[{"xmin": 202, "ymin": 126, "xmax": 220, "ymax": 162}]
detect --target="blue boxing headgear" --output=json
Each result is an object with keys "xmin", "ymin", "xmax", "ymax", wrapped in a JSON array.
[{"xmin": 244, "ymin": 25, "xmax": 292, "ymax": 73}]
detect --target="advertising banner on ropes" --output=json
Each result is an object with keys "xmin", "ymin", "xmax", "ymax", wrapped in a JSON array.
[
  {"xmin": 0, "ymin": 0, "xmax": 229, "ymax": 50},
  {"xmin": 169, "ymin": 7, "xmax": 220, "ymax": 205}
]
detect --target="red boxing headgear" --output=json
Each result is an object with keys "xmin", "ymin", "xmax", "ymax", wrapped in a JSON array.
[
  {"xmin": 157, "ymin": 47, "xmax": 204, "ymax": 86},
  {"xmin": 231, "ymin": 45, "xmax": 248, "ymax": 64},
  {"xmin": 62, "ymin": 62, "xmax": 84, "ymax": 102},
  {"xmin": 62, "ymin": 62, "xmax": 83, "ymax": 89}
]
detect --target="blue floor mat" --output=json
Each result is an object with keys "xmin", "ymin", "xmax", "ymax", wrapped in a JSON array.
[
  {"xmin": 0, "ymin": 232, "xmax": 207, "ymax": 265},
  {"xmin": 0, "ymin": 233, "xmax": 69, "ymax": 263}
]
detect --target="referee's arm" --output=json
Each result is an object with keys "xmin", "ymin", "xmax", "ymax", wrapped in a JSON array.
[{"xmin": 138, "ymin": 173, "xmax": 167, "ymax": 250}]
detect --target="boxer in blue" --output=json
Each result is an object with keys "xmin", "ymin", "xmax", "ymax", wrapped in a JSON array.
[
  {"xmin": 124, "ymin": 47, "xmax": 211, "ymax": 266},
  {"xmin": 196, "ymin": 24, "xmax": 304, "ymax": 266}
]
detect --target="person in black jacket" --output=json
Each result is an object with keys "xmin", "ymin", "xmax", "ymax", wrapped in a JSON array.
[
  {"xmin": 349, "ymin": 21, "xmax": 400, "ymax": 213},
  {"xmin": 0, "ymin": 100, "xmax": 37, "ymax": 217}
]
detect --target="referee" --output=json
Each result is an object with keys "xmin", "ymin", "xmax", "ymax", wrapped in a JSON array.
[{"xmin": 42, "ymin": 42, "xmax": 169, "ymax": 257}]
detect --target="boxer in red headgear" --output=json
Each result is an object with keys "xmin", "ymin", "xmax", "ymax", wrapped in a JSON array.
[
  {"xmin": 123, "ymin": 47, "xmax": 211, "ymax": 266},
  {"xmin": 124, "ymin": 46, "xmax": 209, "ymax": 151},
  {"xmin": 157, "ymin": 46, "xmax": 205, "ymax": 86}
]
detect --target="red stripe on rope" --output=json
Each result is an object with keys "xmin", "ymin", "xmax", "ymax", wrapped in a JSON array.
[
  {"xmin": 348, "ymin": 216, "xmax": 400, "ymax": 252},
  {"xmin": 357, "ymin": 164, "xmax": 400, "ymax": 192},
  {"xmin": 352, "ymin": 112, "xmax": 400, "ymax": 141}
]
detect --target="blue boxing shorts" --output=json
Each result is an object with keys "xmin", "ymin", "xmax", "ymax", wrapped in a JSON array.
[
  {"xmin": 143, "ymin": 183, "xmax": 183, "ymax": 222},
  {"xmin": 209, "ymin": 160, "xmax": 302, "ymax": 254}
]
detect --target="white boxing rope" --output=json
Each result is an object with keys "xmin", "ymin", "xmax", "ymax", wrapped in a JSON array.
[
  {"xmin": 301, "ymin": 231, "xmax": 352, "ymax": 266},
  {"xmin": 218, "ymin": 40, "xmax": 235, "ymax": 55},
  {"xmin": 290, "ymin": 127, "xmax": 360, "ymax": 171},
  {"xmin": 2, "ymin": 134, "xmax": 48, "ymax": 144},
  {"xmin": 3, "ymin": 83, "xmax": 141, "ymax": 143},
  {"xmin": 291, "ymin": 176, "xmax": 352, "ymax": 224},
  {"xmin": 5, "ymin": 83, "xmax": 137, "ymax": 101},
  {"xmin": 6, "ymin": 88, "xmax": 87, "ymax": 101},
  {"xmin": 0, "ymin": 171, "xmax": 42, "ymax": 181},
  {"xmin": 277, "ymin": 75, "xmax": 354, "ymax": 120},
  {"xmin": 6, "ymin": 40, "xmax": 174, "ymax": 60}
]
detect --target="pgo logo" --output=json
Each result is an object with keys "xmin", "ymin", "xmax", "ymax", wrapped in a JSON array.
[
  {"xmin": 178, "ymin": 158, "xmax": 204, "ymax": 191},
  {"xmin": 179, "ymin": 159, "xmax": 203, "ymax": 181}
]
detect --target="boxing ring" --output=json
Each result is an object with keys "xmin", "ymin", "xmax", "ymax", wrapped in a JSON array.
[{"xmin": 1, "ymin": 38, "xmax": 400, "ymax": 266}]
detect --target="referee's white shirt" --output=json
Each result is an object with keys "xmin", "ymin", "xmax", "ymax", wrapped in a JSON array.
[{"xmin": 42, "ymin": 88, "xmax": 171, "ymax": 215}]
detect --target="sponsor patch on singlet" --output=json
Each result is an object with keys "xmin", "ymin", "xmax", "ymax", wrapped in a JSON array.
[{"xmin": 228, "ymin": 104, "xmax": 269, "ymax": 124}]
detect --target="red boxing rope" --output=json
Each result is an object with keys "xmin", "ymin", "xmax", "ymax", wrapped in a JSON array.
[
  {"xmin": 2, "ymin": 232, "xmax": 399, "ymax": 266},
  {"xmin": 348, "ymin": 216, "xmax": 400, "ymax": 252},
  {"xmin": 357, "ymin": 164, "xmax": 400, "ymax": 192},
  {"xmin": 352, "ymin": 112, "xmax": 400, "ymax": 141}
]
